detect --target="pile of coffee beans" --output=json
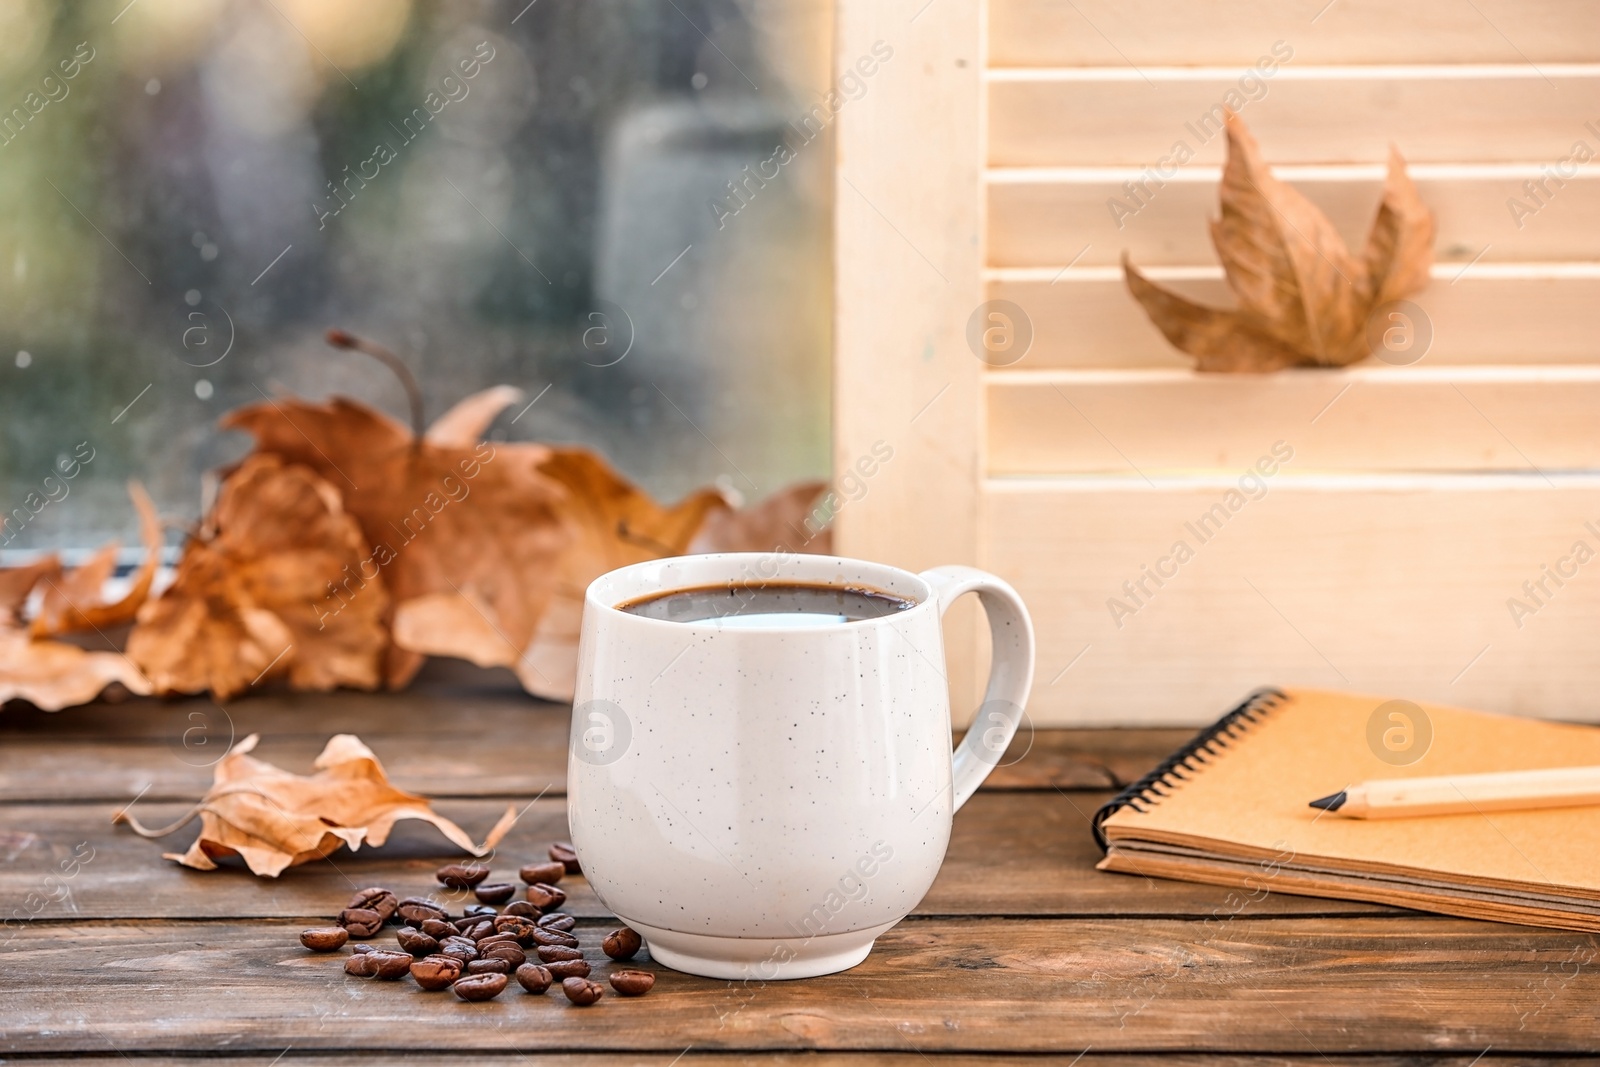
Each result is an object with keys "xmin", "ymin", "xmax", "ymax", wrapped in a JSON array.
[{"xmin": 298, "ymin": 841, "xmax": 655, "ymax": 1007}]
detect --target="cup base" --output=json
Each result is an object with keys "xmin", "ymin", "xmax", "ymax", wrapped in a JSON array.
[{"xmin": 624, "ymin": 917, "xmax": 899, "ymax": 980}]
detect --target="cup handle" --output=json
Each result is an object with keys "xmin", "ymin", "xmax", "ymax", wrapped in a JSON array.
[{"xmin": 919, "ymin": 565, "xmax": 1036, "ymax": 812}]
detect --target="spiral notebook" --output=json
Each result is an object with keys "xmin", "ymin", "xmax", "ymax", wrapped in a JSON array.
[{"xmin": 1094, "ymin": 688, "xmax": 1600, "ymax": 931}]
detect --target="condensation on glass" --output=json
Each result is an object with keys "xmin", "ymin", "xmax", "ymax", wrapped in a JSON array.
[{"xmin": 0, "ymin": 0, "xmax": 832, "ymax": 555}]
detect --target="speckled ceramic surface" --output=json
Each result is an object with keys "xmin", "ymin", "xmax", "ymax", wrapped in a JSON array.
[{"xmin": 568, "ymin": 552, "xmax": 1035, "ymax": 980}]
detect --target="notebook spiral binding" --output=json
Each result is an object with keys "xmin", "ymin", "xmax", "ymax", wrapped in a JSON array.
[{"xmin": 1091, "ymin": 688, "xmax": 1288, "ymax": 851}]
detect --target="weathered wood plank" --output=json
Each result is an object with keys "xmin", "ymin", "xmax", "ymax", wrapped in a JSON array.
[
  {"xmin": 0, "ymin": 689, "xmax": 1181, "ymax": 802},
  {"xmin": 0, "ymin": 793, "xmax": 1385, "ymax": 921},
  {"xmin": 22, "ymin": 1057, "xmax": 1592, "ymax": 1066},
  {"xmin": 3, "ymin": 916, "xmax": 1596, "ymax": 1053}
]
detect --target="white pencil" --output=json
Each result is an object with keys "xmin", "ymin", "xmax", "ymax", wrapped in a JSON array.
[{"xmin": 1309, "ymin": 765, "xmax": 1600, "ymax": 819}]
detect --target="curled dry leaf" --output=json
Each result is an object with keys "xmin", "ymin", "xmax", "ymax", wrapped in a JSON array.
[
  {"xmin": 32, "ymin": 482, "xmax": 162, "ymax": 638},
  {"xmin": 126, "ymin": 453, "xmax": 390, "ymax": 700},
  {"xmin": 114, "ymin": 733, "xmax": 518, "ymax": 877},
  {"xmin": 1124, "ymin": 112, "xmax": 1435, "ymax": 372},
  {"xmin": 0, "ymin": 487, "xmax": 155, "ymax": 711},
  {"xmin": 221, "ymin": 391, "xmax": 570, "ymax": 692}
]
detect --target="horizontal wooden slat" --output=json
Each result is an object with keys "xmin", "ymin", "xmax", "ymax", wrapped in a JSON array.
[
  {"xmin": 989, "ymin": 0, "xmax": 1600, "ymax": 67},
  {"xmin": 987, "ymin": 167, "xmax": 1600, "ymax": 267},
  {"xmin": 0, "ymin": 792, "xmax": 1387, "ymax": 921},
  {"xmin": 984, "ymin": 475, "xmax": 1600, "ymax": 725},
  {"xmin": 6, "ymin": 915, "xmax": 1596, "ymax": 1054},
  {"xmin": 986, "ymin": 368, "xmax": 1600, "ymax": 475},
  {"xmin": 985, "ymin": 268, "xmax": 1600, "ymax": 367},
  {"xmin": 988, "ymin": 68, "xmax": 1600, "ymax": 166}
]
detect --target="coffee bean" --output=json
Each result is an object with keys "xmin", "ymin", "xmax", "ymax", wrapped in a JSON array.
[
  {"xmin": 395, "ymin": 928, "xmax": 438, "ymax": 955},
  {"xmin": 537, "ymin": 912, "xmax": 577, "ymax": 932},
  {"xmin": 483, "ymin": 943, "xmax": 527, "ymax": 968},
  {"xmin": 503, "ymin": 901, "xmax": 540, "ymax": 918},
  {"xmin": 519, "ymin": 861, "xmax": 565, "ymax": 885},
  {"xmin": 396, "ymin": 898, "xmax": 447, "ymax": 925},
  {"xmin": 299, "ymin": 927, "xmax": 349, "ymax": 952},
  {"xmin": 467, "ymin": 958, "xmax": 511, "ymax": 975},
  {"xmin": 515, "ymin": 963, "xmax": 553, "ymax": 994},
  {"xmin": 549, "ymin": 842, "xmax": 581, "ymax": 874},
  {"xmin": 463, "ymin": 903, "xmax": 499, "ymax": 918},
  {"xmin": 367, "ymin": 950, "xmax": 414, "ymax": 980},
  {"xmin": 352, "ymin": 944, "xmax": 380, "ymax": 954},
  {"xmin": 453, "ymin": 972, "xmax": 508, "ymax": 1002},
  {"xmin": 410, "ymin": 954, "xmax": 462, "ymax": 991},
  {"xmin": 536, "ymin": 945, "xmax": 583, "ymax": 963},
  {"xmin": 346, "ymin": 887, "xmax": 398, "ymax": 922},
  {"xmin": 525, "ymin": 883, "xmax": 566, "ymax": 910},
  {"xmin": 562, "ymin": 976, "xmax": 603, "ymax": 1005},
  {"xmin": 438, "ymin": 938, "xmax": 480, "ymax": 963},
  {"xmin": 609, "ymin": 970, "xmax": 655, "ymax": 996},
  {"xmin": 338, "ymin": 908, "xmax": 384, "ymax": 938},
  {"xmin": 420, "ymin": 918, "xmax": 456, "ymax": 939},
  {"xmin": 473, "ymin": 882, "xmax": 515, "ymax": 905},
  {"xmin": 531, "ymin": 927, "xmax": 580, "ymax": 948},
  {"xmin": 545, "ymin": 959, "xmax": 591, "ymax": 979},
  {"xmin": 462, "ymin": 919, "xmax": 495, "ymax": 942},
  {"xmin": 344, "ymin": 953, "xmax": 379, "ymax": 977},
  {"xmin": 602, "ymin": 927, "xmax": 642, "ymax": 961},
  {"xmin": 437, "ymin": 862, "xmax": 490, "ymax": 889},
  {"xmin": 493, "ymin": 915, "xmax": 538, "ymax": 941},
  {"xmin": 476, "ymin": 933, "xmax": 520, "ymax": 950},
  {"xmin": 521, "ymin": 883, "xmax": 566, "ymax": 908}
]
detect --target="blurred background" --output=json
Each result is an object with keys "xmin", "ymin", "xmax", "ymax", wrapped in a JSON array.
[{"xmin": 0, "ymin": 0, "xmax": 832, "ymax": 554}]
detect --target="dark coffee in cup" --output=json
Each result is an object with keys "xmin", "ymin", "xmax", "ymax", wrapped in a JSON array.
[{"xmin": 618, "ymin": 582, "xmax": 914, "ymax": 627}]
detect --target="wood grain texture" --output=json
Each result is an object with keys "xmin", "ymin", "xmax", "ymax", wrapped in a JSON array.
[
  {"xmin": 988, "ymin": 70, "xmax": 1599, "ymax": 167},
  {"xmin": 985, "ymin": 477, "xmax": 1600, "ymax": 725},
  {"xmin": 0, "ymin": 689, "xmax": 1175, "ymax": 801},
  {"xmin": 5, "ymin": 916, "xmax": 1597, "ymax": 1054},
  {"xmin": 0, "ymin": 792, "xmax": 1385, "ymax": 922},
  {"xmin": 985, "ymin": 270, "xmax": 1600, "ymax": 368},
  {"xmin": 987, "ymin": 168, "xmax": 1600, "ymax": 268},
  {"xmin": 986, "ymin": 368, "xmax": 1600, "ymax": 475},
  {"xmin": 989, "ymin": 0, "xmax": 1598, "ymax": 66},
  {"xmin": 24, "ymin": 1059, "xmax": 1595, "ymax": 1067}
]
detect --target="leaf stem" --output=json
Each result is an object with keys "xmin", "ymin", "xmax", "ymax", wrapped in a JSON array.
[{"xmin": 324, "ymin": 328, "xmax": 426, "ymax": 445}]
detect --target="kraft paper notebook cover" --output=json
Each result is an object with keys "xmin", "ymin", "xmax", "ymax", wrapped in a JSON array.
[{"xmin": 1093, "ymin": 688, "xmax": 1600, "ymax": 932}]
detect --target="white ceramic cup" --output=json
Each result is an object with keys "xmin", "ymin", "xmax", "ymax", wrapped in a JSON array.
[{"xmin": 567, "ymin": 552, "xmax": 1034, "ymax": 980}]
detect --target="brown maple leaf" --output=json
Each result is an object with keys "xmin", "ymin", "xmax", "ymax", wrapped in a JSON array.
[
  {"xmin": 126, "ymin": 453, "xmax": 391, "ymax": 700},
  {"xmin": 0, "ymin": 488, "xmax": 156, "ymax": 711},
  {"xmin": 220, "ymin": 350, "xmax": 571, "ymax": 692},
  {"xmin": 1124, "ymin": 112, "xmax": 1435, "ymax": 372},
  {"xmin": 114, "ymin": 733, "xmax": 518, "ymax": 877}
]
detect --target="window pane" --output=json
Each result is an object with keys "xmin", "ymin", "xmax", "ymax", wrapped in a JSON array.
[{"xmin": 0, "ymin": 0, "xmax": 831, "ymax": 553}]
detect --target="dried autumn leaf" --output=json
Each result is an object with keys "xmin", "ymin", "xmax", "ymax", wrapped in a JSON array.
[
  {"xmin": 221, "ymin": 389, "xmax": 570, "ymax": 691},
  {"xmin": 114, "ymin": 733, "xmax": 518, "ymax": 877},
  {"xmin": 0, "ymin": 493, "xmax": 153, "ymax": 712},
  {"xmin": 472, "ymin": 447, "xmax": 727, "ymax": 699},
  {"xmin": 126, "ymin": 453, "xmax": 391, "ymax": 700},
  {"xmin": 688, "ymin": 480, "xmax": 832, "ymax": 555},
  {"xmin": 1124, "ymin": 112, "xmax": 1434, "ymax": 372},
  {"xmin": 32, "ymin": 482, "xmax": 162, "ymax": 638}
]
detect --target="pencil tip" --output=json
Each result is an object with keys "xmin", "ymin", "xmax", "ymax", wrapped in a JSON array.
[{"xmin": 1308, "ymin": 790, "xmax": 1347, "ymax": 811}]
